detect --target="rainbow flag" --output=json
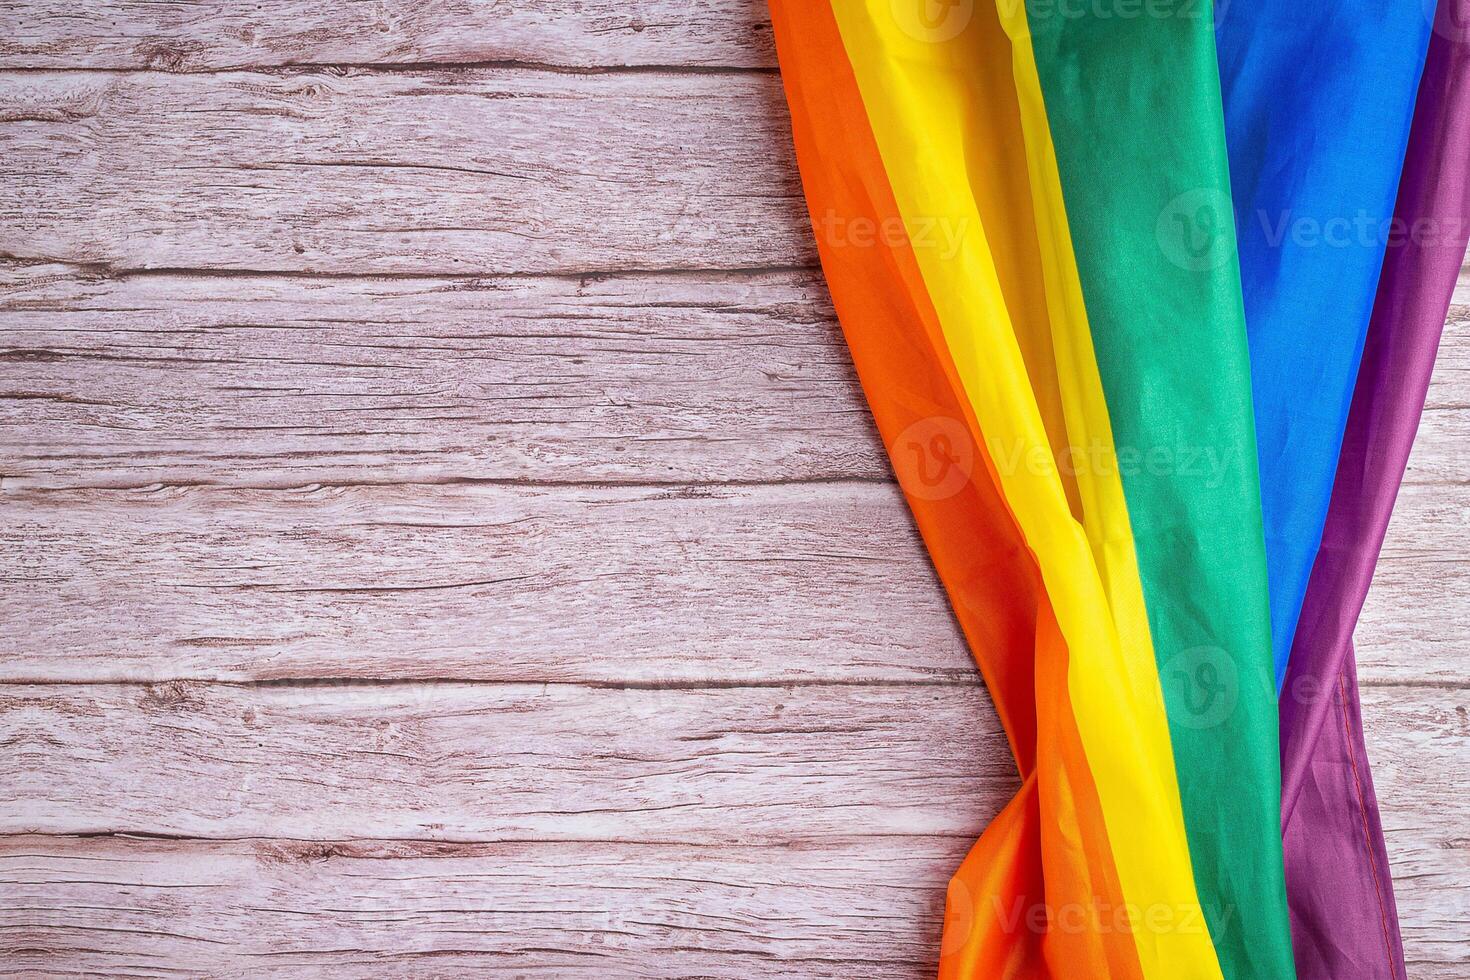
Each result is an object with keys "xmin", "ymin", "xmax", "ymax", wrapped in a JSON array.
[
  {"xmin": 770, "ymin": 2, "xmax": 1290, "ymax": 978},
  {"xmin": 771, "ymin": 1, "xmax": 1466, "ymax": 976}
]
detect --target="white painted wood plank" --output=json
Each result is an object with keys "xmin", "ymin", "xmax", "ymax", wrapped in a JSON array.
[
  {"xmin": 5, "ymin": 681, "xmax": 1019, "ymax": 841},
  {"xmin": 10, "ymin": 481, "xmax": 1470, "ymax": 688},
  {"xmin": 5, "ymin": 683, "xmax": 1462, "ymax": 846},
  {"xmin": 0, "ymin": 835, "xmax": 960, "ymax": 978},
  {"xmin": 0, "ymin": 0, "xmax": 777, "ymax": 71},
  {"xmin": 0, "ymin": 69, "xmax": 811, "ymax": 274},
  {"xmin": 1367, "ymin": 688, "xmax": 1470, "ymax": 979},
  {"xmin": 2, "ymin": 683, "xmax": 1464, "ymax": 973},
  {"xmin": 7, "ymin": 479, "xmax": 1466, "ymax": 684},
  {"xmin": 1, "ymin": 482, "xmax": 974, "ymax": 684},
  {"xmin": 1451, "ymin": 257, "xmax": 1470, "ymax": 307},
  {"xmin": 1406, "ymin": 307, "xmax": 1470, "ymax": 485},
  {"xmin": 4, "ymin": 829, "xmax": 1463, "ymax": 978},
  {"xmin": 1356, "ymin": 481, "xmax": 1470, "ymax": 686},
  {"xmin": 5, "ymin": 265, "xmax": 1468, "ymax": 489},
  {"xmin": 0, "ymin": 263, "xmax": 886, "ymax": 489}
]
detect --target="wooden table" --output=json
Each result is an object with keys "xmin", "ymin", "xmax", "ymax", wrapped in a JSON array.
[{"xmin": 2, "ymin": 3, "xmax": 1466, "ymax": 975}]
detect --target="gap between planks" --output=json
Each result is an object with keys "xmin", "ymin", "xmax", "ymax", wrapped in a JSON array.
[
  {"xmin": 0, "ymin": 61, "xmax": 781, "ymax": 78},
  {"xmin": 2, "ymin": 677, "xmax": 1465, "ymax": 691},
  {"xmin": 0, "ymin": 259, "xmax": 824, "ymax": 284}
]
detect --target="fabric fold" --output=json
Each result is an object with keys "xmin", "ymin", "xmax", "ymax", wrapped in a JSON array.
[
  {"xmin": 770, "ymin": 2, "xmax": 1296, "ymax": 977},
  {"xmin": 1016, "ymin": 5, "xmax": 1294, "ymax": 975},
  {"xmin": 769, "ymin": 4, "xmax": 1140, "ymax": 975},
  {"xmin": 1278, "ymin": 2, "xmax": 1470, "ymax": 975},
  {"xmin": 1215, "ymin": 1, "xmax": 1435, "ymax": 685}
]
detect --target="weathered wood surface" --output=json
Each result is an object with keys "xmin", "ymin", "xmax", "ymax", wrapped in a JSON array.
[
  {"xmin": 3, "ymin": 480, "xmax": 1467, "ymax": 685},
  {"xmin": 1454, "ymin": 261, "xmax": 1470, "ymax": 306},
  {"xmin": 0, "ymin": 0, "xmax": 778, "ymax": 71},
  {"xmin": 4, "ymin": 264, "xmax": 1468, "ymax": 489},
  {"xmin": 1, "ymin": 69, "xmax": 811, "ymax": 275},
  {"xmin": 4, "ymin": 833, "xmax": 1464, "ymax": 979},
  {"xmin": 2, "ymin": 686, "xmax": 1464, "ymax": 973},
  {"xmin": 3, "ymin": 483, "xmax": 972, "ymax": 684},
  {"xmin": 0, "ymin": 264, "xmax": 882, "ymax": 488},
  {"xmin": 6, "ymin": 682, "xmax": 1017, "ymax": 840},
  {"xmin": 2, "ymin": 0, "xmax": 1467, "ymax": 975},
  {"xmin": 3, "ymin": 683, "xmax": 1460, "ymax": 845},
  {"xmin": 3, "ymin": 835, "xmax": 953, "ymax": 978}
]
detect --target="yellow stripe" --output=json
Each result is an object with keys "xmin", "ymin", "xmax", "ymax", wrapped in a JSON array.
[{"xmin": 828, "ymin": 3, "xmax": 1221, "ymax": 976}]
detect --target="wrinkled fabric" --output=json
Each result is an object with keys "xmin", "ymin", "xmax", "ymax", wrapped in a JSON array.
[
  {"xmin": 770, "ymin": 1, "xmax": 1292, "ymax": 977},
  {"xmin": 1215, "ymin": 1, "xmax": 1434, "ymax": 686},
  {"xmin": 769, "ymin": 0, "xmax": 1461, "ymax": 976},
  {"xmin": 1023, "ymin": 7, "xmax": 1292, "ymax": 976},
  {"xmin": 1279, "ymin": 3, "xmax": 1470, "ymax": 976}
]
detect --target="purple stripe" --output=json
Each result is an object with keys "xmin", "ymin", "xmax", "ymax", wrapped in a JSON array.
[{"xmin": 1279, "ymin": 3, "xmax": 1470, "ymax": 978}]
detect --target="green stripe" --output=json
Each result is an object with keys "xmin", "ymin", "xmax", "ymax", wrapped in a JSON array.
[{"xmin": 1019, "ymin": 6, "xmax": 1295, "ymax": 979}]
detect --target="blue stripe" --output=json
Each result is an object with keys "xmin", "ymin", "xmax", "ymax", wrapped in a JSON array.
[{"xmin": 1216, "ymin": 1, "xmax": 1434, "ymax": 686}]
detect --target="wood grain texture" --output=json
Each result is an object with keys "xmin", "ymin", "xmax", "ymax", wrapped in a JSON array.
[
  {"xmin": 2, "ymin": 0, "xmax": 1467, "ymax": 974},
  {"xmin": 0, "ymin": 263, "xmax": 883, "ymax": 489},
  {"xmin": 6, "ymin": 681, "xmax": 1017, "ymax": 840},
  {"xmin": 4, "ymin": 683, "xmax": 1461, "ymax": 851},
  {"xmin": 2, "ymin": 685, "xmax": 1464, "ymax": 973},
  {"xmin": 4, "ymin": 833, "xmax": 1464, "ymax": 979},
  {"xmin": 1, "ymin": 69, "xmax": 812, "ymax": 275},
  {"xmin": 2, "ymin": 482, "xmax": 970, "ymax": 684},
  {"xmin": 3, "ymin": 479, "xmax": 1467, "ymax": 685},
  {"xmin": 2, "ymin": 835, "xmax": 954, "ymax": 978},
  {"xmin": 4, "ymin": 263, "xmax": 1468, "ymax": 488},
  {"xmin": 0, "ymin": 0, "xmax": 778, "ymax": 71}
]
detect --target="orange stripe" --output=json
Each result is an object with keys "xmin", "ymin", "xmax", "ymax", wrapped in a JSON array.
[{"xmin": 768, "ymin": 3, "xmax": 1143, "ymax": 977}]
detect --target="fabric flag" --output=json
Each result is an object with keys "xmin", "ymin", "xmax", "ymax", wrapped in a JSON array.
[
  {"xmin": 769, "ymin": 2, "xmax": 1291, "ymax": 977},
  {"xmin": 1279, "ymin": 2, "xmax": 1470, "ymax": 977},
  {"xmin": 1215, "ymin": 2, "xmax": 1435, "ymax": 685}
]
